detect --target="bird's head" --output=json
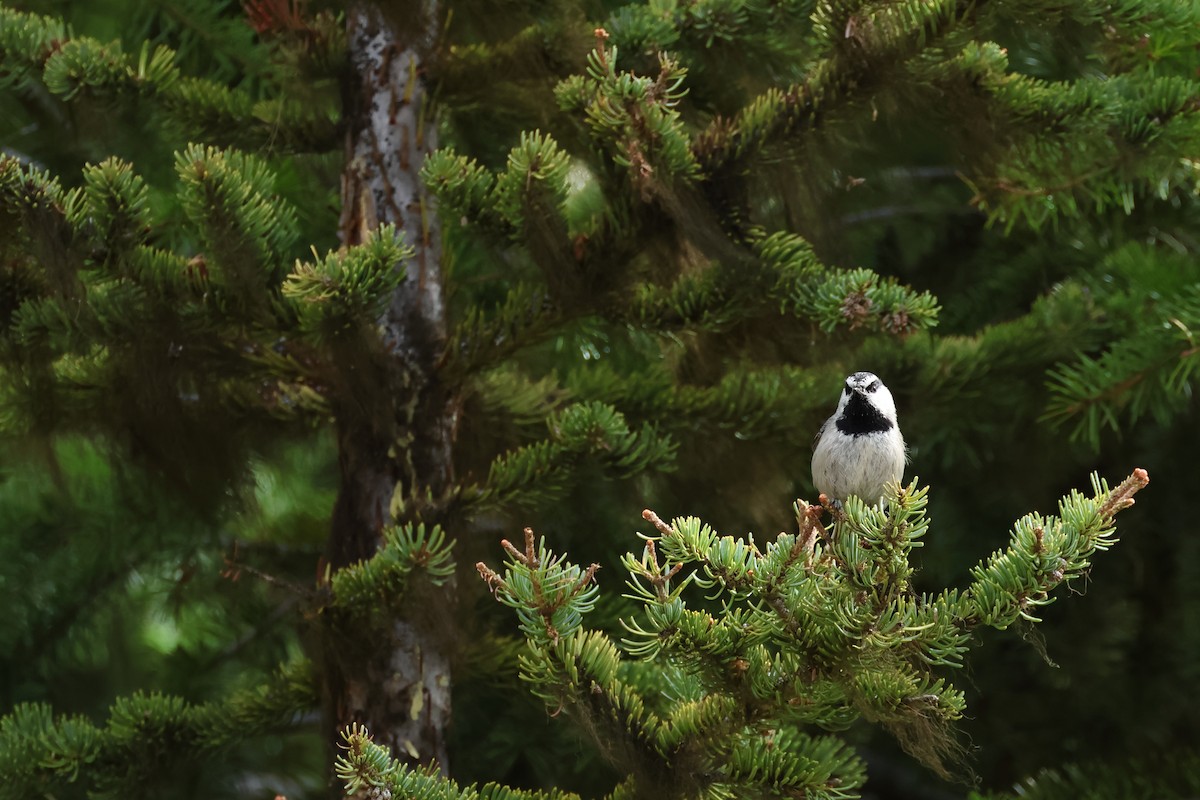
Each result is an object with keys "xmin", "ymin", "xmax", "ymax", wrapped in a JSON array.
[{"xmin": 837, "ymin": 371, "xmax": 897, "ymax": 421}]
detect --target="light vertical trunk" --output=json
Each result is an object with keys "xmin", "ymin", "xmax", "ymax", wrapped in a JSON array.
[{"xmin": 326, "ymin": 0, "xmax": 455, "ymax": 784}]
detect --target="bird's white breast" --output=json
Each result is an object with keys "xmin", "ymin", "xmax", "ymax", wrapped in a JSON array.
[{"xmin": 811, "ymin": 423, "xmax": 906, "ymax": 504}]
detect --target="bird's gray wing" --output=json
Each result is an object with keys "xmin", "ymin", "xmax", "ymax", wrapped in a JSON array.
[{"xmin": 812, "ymin": 415, "xmax": 832, "ymax": 449}]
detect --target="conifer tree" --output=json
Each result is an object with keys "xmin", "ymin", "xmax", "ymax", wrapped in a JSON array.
[{"xmin": 1, "ymin": 1, "xmax": 1197, "ymax": 799}]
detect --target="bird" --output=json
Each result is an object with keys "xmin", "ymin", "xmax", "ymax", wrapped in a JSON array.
[{"xmin": 811, "ymin": 371, "xmax": 906, "ymax": 506}]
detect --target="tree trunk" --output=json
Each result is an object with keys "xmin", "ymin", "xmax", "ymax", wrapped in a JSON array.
[{"xmin": 324, "ymin": 0, "xmax": 456, "ymax": 784}]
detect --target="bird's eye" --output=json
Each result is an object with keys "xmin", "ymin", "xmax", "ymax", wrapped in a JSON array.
[
  {"xmin": 843, "ymin": 386, "xmax": 852, "ymax": 396},
  {"xmin": 867, "ymin": 380, "xmax": 880, "ymax": 392}
]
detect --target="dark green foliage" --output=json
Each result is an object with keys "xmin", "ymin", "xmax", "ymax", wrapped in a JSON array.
[
  {"xmin": 0, "ymin": 6, "xmax": 339, "ymax": 153},
  {"xmin": 1041, "ymin": 243, "xmax": 1200, "ymax": 446},
  {"xmin": 330, "ymin": 522, "xmax": 456, "ymax": 613},
  {"xmin": 465, "ymin": 400, "xmax": 676, "ymax": 512},
  {"xmin": 0, "ymin": 661, "xmax": 317, "ymax": 800},
  {"xmin": 285, "ymin": 224, "xmax": 413, "ymax": 340},
  {"xmin": 0, "ymin": 142, "xmax": 413, "ymax": 467},
  {"xmin": 338, "ymin": 723, "xmax": 585, "ymax": 800},
  {"xmin": 2, "ymin": 0, "xmax": 1200, "ymax": 798},
  {"xmin": 970, "ymin": 751, "xmax": 1200, "ymax": 800}
]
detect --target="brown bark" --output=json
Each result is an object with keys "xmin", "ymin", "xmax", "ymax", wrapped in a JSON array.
[{"xmin": 323, "ymin": 0, "xmax": 456, "ymax": 783}]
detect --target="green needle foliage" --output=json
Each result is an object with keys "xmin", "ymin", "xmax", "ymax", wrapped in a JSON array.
[
  {"xmin": 340, "ymin": 469, "xmax": 1148, "ymax": 799},
  {"xmin": 1, "ymin": 661, "xmax": 318, "ymax": 800},
  {"xmin": 0, "ymin": 5, "xmax": 340, "ymax": 152},
  {"xmin": 2, "ymin": 0, "xmax": 1199, "ymax": 797}
]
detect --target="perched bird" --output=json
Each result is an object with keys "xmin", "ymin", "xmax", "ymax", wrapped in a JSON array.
[{"xmin": 811, "ymin": 371, "xmax": 906, "ymax": 505}]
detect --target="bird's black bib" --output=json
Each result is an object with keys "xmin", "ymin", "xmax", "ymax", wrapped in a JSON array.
[{"xmin": 835, "ymin": 393, "xmax": 894, "ymax": 436}]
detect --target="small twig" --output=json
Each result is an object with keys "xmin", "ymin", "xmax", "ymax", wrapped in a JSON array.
[
  {"xmin": 222, "ymin": 543, "xmax": 313, "ymax": 598},
  {"xmin": 814, "ymin": 494, "xmax": 840, "ymax": 550},
  {"xmin": 593, "ymin": 27, "xmax": 610, "ymax": 69},
  {"xmin": 793, "ymin": 502, "xmax": 825, "ymax": 564},
  {"xmin": 209, "ymin": 595, "xmax": 301, "ymax": 665},
  {"xmin": 813, "ymin": 495, "xmax": 854, "ymax": 574},
  {"xmin": 500, "ymin": 527, "xmax": 539, "ymax": 567},
  {"xmin": 475, "ymin": 561, "xmax": 502, "ymax": 592},
  {"xmin": 569, "ymin": 563, "xmax": 602, "ymax": 601},
  {"xmin": 639, "ymin": 539, "xmax": 683, "ymax": 602},
  {"xmin": 749, "ymin": 503, "xmax": 825, "ymax": 642},
  {"xmin": 818, "ymin": 493, "xmax": 847, "ymax": 522},
  {"xmin": 540, "ymin": 609, "xmax": 558, "ymax": 642},
  {"xmin": 765, "ymin": 593, "xmax": 804, "ymax": 640},
  {"xmin": 642, "ymin": 508, "xmax": 674, "ymax": 536},
  {"xmin": 1098, "ymin": 468, "xmax": 1150, "ymax": 518}
]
